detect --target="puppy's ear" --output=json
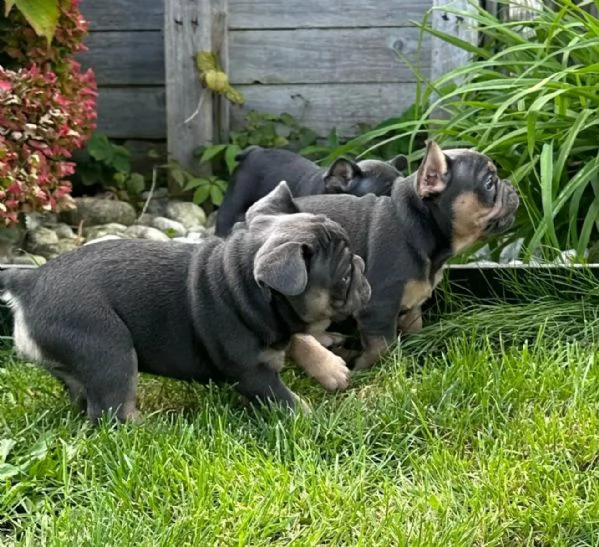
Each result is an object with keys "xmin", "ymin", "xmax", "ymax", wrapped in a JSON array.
[
  {"xmin": 254, "ymin": 241, "xmax": 309, "ymax": 296},
  {"xmin": 324, "ymin": 158, "xmax": 362, "ymax": 193},
  {"xmin": 389, "ymin": 154, "xmax": 408, "ymax": 172},
  {"xmin": 416, "ymin": 140, "xmax": 448, "ymax": 198},
  {"xmin": 246, "ymin": 181, "xmax": 300, "ymax": 223}
]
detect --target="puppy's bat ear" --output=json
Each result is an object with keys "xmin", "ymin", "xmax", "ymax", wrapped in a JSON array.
[
  {"xmin": 388, "ymin": 154, "xmax": 408, "ymax": 172},
  {"xmin": 324, "ymin": 158, "xmax": 362, "ymax": 193},
  {"xmin": 246, "ymin": 181, "xmax": 300, "ymax": 223},
  {"xmin": 253, "ymin": 241, "xmax": 309, "ymax": 296},
  {"xmin": 416, "ymin": 140, "xmax": 448, "ymax": 198}
]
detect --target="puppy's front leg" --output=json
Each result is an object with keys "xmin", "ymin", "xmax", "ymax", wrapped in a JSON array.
[
  {"xmin": 352, "ymin": 335, "xmax": 392, "ymax": 371},
  {"xmin": 397, "ymin": 306, "xmax": 423, "ymax": 334},
  {"xmin": 236, "ymin": 355, "xmax": 310, "ymax": 413},
  {"xmin": 288, "ymin": 334, "xmax": 350, "ymax": 392}
]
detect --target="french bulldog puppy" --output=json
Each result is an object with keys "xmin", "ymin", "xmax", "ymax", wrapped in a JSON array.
[
  {"xmin": 0, "ymin": 183, "xmax": 371, "ymax": 422},
  {"xmin": 294, "ymin": 140, "xmax": 520, "ymax": 371},
  {"xmin": 215, "ymin": 146, "xmax": 407, "ymax": 236}
]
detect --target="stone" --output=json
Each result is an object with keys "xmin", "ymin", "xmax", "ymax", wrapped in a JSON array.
[
  {"xmin": 52, "ymin": 223, "xmax": 76, "ymax": 240},
  {"xmin": 165, "ymin": 201, "xmax": 206, "ymax": 230},
  {"xmin": 12, "ymin": 253, "xmax": 46, "ymax": 266},
  {"xmin": 84, "ymin": 223, "xmax": 128, "ymax": 242},
  {"xmin": 499, "ymin": 238, "xmax": 524, "ymax": 264},
  {"xmin": 60, "ymin": 197, "xmax": 137, "ymax": 227},
  {"xmin": 24, "ymin": 226, "xmax": 59, "ymax": 256},
  {"xmin": 188, "ymin": 226, "xmax": 210, "ymax": 238},
  {"xmin": 124, "ymin": 225, "xmax": 171, "ymax": 242},
  {"xmin": 173, "ymin": 231, "xmax": 208, "ymax": 244},
  {"xmin": 43, "ymin": 239, "xmax": 80, "ymax": 260},
  {"xmin": 205, "ymin": 210, "xmax": 218, "ymax": 229},
  {"xmin": 25, "ymin": 211, "xmax": 59, "ymax": 230},
  {"xmin": 84, "ymin": 235, "xmax": 124, "ymax": 246},
  {"xmin": 151, "ymin": 216, "xmax": 187, "ymax": 238},
  {"xmin": 136, "ymin": 213, "xmax": 157, "ymax": 227},
  {"xmin": 141, "ymin": 188, "xmax": 170, "ymax": 217}
]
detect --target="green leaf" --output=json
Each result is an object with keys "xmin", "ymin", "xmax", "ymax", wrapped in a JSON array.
[
  {"xmin": 126, "ymin": 173, "xmax": 146, "ymax": 195},
  {"xmin": 87, "ymin": 134, "xmax": 114, "ymax": 163},
  {"xmin": 183, "ymin": 177, "xmax": 209, "ymax": 192},
  {"xmin": 225, "ymin": 144, "xmax": 241, "ymax": 174},
  {"xmin": 0, "ymin": 438, "xmax": 15, "ymax": 463},
  {"xmin": 14, "ymin": 0, "xmax": 60, "ymax": 43},
  {"xmin": 170, "ymin": 168, "xmax": 186, "ymax": 188},
  {"xmin": 111, "ymin": 151, "xmax": 131, "ymax": 174},
  {"xmin": 147, "ymin": 148, "xmax": 161, "ymax": 159},
  {"xmin": 210, "ymin": 184, "xmax": 224, "ymax": 206},
  {"xmin": 193, "ymin": 185, "xmax": 211, "ymax": 205},
  {"xmin": 4, "ymin": 0, "xmax": 16, "ymax": 16},
  {"xmin": 0, "ymin": 463, "xmax": 20, "ymax": 480},
  {"xmin": 200, "ymin": 144, "xmax": 227, "ymax": 164}
]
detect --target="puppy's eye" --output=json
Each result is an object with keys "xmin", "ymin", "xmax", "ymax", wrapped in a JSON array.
[
  {"xmin": 485, "ymin": 176, "xmax": 496, "ymax": 191},
  {"xmin": 341, "ymin": 273, "xmax": 351, "ymax": 286}
]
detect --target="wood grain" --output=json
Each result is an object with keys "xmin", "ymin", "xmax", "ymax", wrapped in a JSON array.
[
  {"xmin": 164, "ymin": 0, "xmax": 214, "ymax": 170},
  {"xmin": 96, "ymin": 88, "xmax": 165, "ymax": 139},
  {"xmin": 229, "ymin": 28, "xmax": 430, "ymax": 84},
  {"xmin": 228, "ymin": 0, "xmax": 429, "ymax": 29},
  {"xmin": 80, "ymin": 0, "xmax": 163, "ymax": 31},
  {"xmin": 231, "ymin": 83, "xmax": 419, "ymax": 137},
  {"xmin": 78, "ymin": 31, "xmax": 164, "ymax": 86}
]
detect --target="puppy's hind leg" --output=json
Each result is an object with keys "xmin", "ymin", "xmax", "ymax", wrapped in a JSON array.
[{"xmin": 84, "ymin": 347, "xmax": 139, "ymax": 424}]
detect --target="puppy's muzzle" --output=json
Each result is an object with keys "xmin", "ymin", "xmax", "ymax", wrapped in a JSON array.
[{"xmin": 485, "ymin": 179, "xmax": 519, "ymax": 235}]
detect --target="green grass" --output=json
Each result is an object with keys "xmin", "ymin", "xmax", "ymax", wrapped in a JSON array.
[{"xmin": 1, "ymin": 290, "xmax": 599, "ymax": 545}]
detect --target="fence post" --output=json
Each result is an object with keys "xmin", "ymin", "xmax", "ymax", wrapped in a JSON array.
[
  {"xmin": 430, "ymin": 0, "xmax": 478, "ymax": 108},
  {"xmin": 164, "ymin": 0, "xmax": 214, "ymax": 178}
]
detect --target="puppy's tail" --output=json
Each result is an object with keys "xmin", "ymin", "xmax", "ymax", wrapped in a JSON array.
[{"xmin": 235, "ymin": 145, "xmax": 263, "ymax": 163}]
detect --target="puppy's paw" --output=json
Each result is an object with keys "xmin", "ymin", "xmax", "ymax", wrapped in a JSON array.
[
  {"xmin": 313, "ymin": 331, "xmax": 347, "ymax": 348},
  {"xmin": 315, "ymin": 353, "xmax": 351, "ymax": 392}
]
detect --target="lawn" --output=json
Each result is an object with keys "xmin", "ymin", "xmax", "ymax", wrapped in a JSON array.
[{"xmin": 1, "ymin": 272, "xmax": 599, "ymax": 546}]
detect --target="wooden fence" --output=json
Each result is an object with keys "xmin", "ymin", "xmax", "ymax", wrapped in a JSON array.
[{"xmin": 79, "ymin": 0, "xmax": 476, "ymax": 167}]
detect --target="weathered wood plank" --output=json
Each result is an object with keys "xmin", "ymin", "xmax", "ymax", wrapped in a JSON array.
[
  {"xmin": 80, "ymin": 0, "xmax": 163, "ymax": 31},
  {"xmin": 95, "ymin": 88, "xmax": 166, "ymax": 140},
  {"xmin": 78, "ymin": 27, "xmax": 431, "ymax": 88},
  {"xmin": 228, "ymin": 0, "xmax": 430, "ymax": 29},
  {"xmin": 78, "ymin": 31, "xmax": 164, "ymax": 86},
  {"xmin": 95, "ymin": 82, "xmax": 419, "ymax": 141},
  {"xmin": 231, "ymin": 83, "xmax": 419, "ymax": 137},
  {"xmin": 164, "ymin": 0, "xmax": 214, "ymax": 171},
  {"xmin": 229, "ymin": 28, "xmax": 430, "ymax": 84}
]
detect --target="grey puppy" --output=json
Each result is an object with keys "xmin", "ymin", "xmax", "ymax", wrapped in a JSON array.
[
  {"xmin": 293, "ymin": 141, "xmax": 520, "ymax": 371},
  {"xmin": 0, "ymin": 182, "xmax": 371, "ymax": 422},
  {"xmin": 215, "ymin": 146, "xmax": 407, "ymax": 236}
]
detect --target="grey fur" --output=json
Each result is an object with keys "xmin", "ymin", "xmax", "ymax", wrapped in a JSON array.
[
  {"xmin": 295, "ymin": 142, "xmax": 520, "ymax": 370},
  {"xmin": 0, "ymin": 183, "xmax": 371, "ymax": 422}
]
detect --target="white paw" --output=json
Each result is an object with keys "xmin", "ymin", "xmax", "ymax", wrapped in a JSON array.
[{"xmin": 315, "ymin": 354, "xmax": 351, "ymax": 392}]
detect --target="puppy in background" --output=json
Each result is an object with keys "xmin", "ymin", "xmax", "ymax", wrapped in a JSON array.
[
  {"xmin": 294, "ymin": 141, "xmax": 520, "ymax": 371},
  {"xmin": 0, "ymin": 183, "xmax": 371, "ymax": 423},
  {"xmin": 215, "ymin": 146, "xmax": 407, "ymax": 236}
]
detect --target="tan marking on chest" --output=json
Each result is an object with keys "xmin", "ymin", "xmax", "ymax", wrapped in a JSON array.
[
  {"xmin": 401, "ymin": 279, "xmax": 434, "ymax": 310},
  {"xmin": 302, "ymin": 288, "xmax": 333, "ymax": 323}
]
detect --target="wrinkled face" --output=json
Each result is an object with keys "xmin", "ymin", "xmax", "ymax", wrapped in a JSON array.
[
  {"xmin": 287, "ymin": 231, "xmax": 371, "ymax": 326},
  {"xmin": 436, "ymin": 150, "xmax": 520, "ymax": 254},
  {"xmin": 248, "ymin": 184, "xmax": 371, "ymax": 329}
]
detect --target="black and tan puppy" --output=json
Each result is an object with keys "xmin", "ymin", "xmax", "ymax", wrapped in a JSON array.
[
  {"xmin": 293, "ymin": 140, "xmax": 519, "ymax": 371},
  {"xmin": 0, "ymin": 183, "xmax": 371, "ymax": 422},
  {"xmin": 215, "ymin": 146, "xmax": 407, "ymax": 236}
]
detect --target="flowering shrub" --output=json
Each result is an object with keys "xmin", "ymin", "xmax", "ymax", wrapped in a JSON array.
[{"xmin": 0, "ymin": 0, "xmax": 97, "ymax": 225}]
